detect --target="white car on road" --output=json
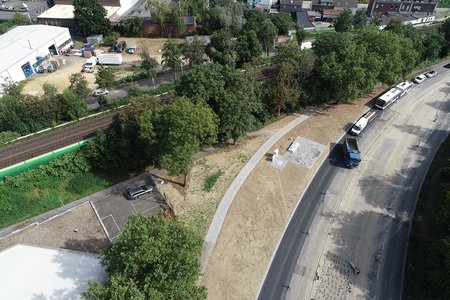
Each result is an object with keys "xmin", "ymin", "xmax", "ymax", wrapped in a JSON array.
[
  {"xmin": 413, "ymin": 74, "xmax": 427, "ymax": 84},
  {"xmin": 425, "ymin": 70, "xmax": 437, "ymax": 78},
  {"xmin": 93, "ymin": 89, "xmax": 109, "ymax": 97}
]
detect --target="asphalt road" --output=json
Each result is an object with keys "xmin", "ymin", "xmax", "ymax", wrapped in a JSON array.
[{"xmin": 258, "ymin": 66, "xmax": 450, "ymax": 300}]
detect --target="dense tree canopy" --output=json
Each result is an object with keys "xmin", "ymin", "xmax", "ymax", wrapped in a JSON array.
[
  {"xmin": 182, "ymin": 36, "xmax": 206, "ymax": 67},
  {"xmin": 258, "ymin": 19, "xmax": 278, "ymax": 56},
  {"xmin": 269, "ymin": 12, "xmax": 293, "ymax": 35},
  {"xmin": 82, "ymin": 213, "xmax": 207, "ymax": 300},
  {"xmin": 206, "ymin": 29, "xmax": 237, "ymax": 67},
  {"xmin": 176, "ymin": 64, "xmax": 264, "ymax": 143},
  {"xmin": 335, "ymin": 8, "xmax": 353, "ymax": 32},
  {"xmin": 95, "ymin": 66, "xmax": 116, "ymax": 90},
  {"xmin": 162, "ymin": 38, "xmax": 183, "ymax": 78},
  {"xmin": 139, "ymin": 97, "xmax": 218, "ymax": 175},
  {"xmin": 236, "ymin": 30, "xmax": 262, "ymax": 67},
  {"xmin": 73, "ymin": 0, "xmax": 111, "ymax": 36}
]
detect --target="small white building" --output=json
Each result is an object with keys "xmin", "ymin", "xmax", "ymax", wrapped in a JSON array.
[{"xmin": 0, "ymin": 24, "xmax": 73, "ymax": 89}]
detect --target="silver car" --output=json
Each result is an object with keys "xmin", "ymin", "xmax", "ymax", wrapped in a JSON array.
[{"xmin": 126, "ymin": 185, "xmax": 153, "ymax": 200}]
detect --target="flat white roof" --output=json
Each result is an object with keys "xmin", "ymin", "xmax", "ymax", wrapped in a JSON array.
[
  {"xmin": 379, "ymin": 87, "xmax": 402, "ymax": 101},
  {"xmin": 38, "ymin": 4, "xmax": 119, "ymax": 19},
  {"xmin": 0, "ymin": 24, "xmax": 69, "ymax": 72},
  {"xmin": 0, "ymin": 244, "xmax": 107, "ymax": 300}
]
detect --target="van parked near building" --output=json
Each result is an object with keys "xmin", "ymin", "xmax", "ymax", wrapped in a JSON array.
[{"xmin": 116, "ymin": 40, "xmax": 127, "ymax": 53}]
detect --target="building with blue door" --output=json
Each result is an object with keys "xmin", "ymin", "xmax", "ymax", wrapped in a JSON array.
[{"xmin": 0, "ymin": 24, "xmax": 72, "ymax": 93}]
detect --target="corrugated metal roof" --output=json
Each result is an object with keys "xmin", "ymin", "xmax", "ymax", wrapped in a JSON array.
[{"xmin": 0, "ymin": 24, "xmax": 69, "ymax": 72}]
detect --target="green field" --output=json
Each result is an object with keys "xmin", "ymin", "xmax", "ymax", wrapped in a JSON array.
[{"xmin": 0, "ymin": 151, "xmax": 130, "ymax": 229}]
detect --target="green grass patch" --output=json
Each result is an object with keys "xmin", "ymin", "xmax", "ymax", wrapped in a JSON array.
[
  {"xmin": 438, "ymin": 0, "xmax": 450, "ymax": 8},
  {"xmin": 203, "ymin": 170, "xmax": 223, "ymax": 192},
  {"xmin": 0, "ymin": 151, "xmax": 130, "ymax": 229},
  {"xmin": 0, "ymin": 131, "xmax": 20, "ymax": 145}
]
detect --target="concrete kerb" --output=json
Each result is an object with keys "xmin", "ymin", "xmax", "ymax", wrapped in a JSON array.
[{"xmin": 200, "ymin": 114, "xmax": 310, "ymax": 273}]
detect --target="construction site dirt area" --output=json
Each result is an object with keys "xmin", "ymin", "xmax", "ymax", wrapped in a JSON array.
[
  {"xmin": 0, "ymin": 202, "xmax": 108, "ymax": 254},
  {"xmin": 195, "ymin": 88, "xmax": 383, "ymax": 300},
  {"xmin": 22, "ymin": 37, "xmax": 179, "ymax": 95}
]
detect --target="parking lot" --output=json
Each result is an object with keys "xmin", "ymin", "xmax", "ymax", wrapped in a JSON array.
[{"xmin": 91, "ymin": 174, "xmax": 167, "ymax": 241}]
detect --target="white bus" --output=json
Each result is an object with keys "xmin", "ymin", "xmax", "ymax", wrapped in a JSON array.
[
  {"xmin": 375, "ymin": 87, "xmax": 403, "ymax": 110},
  {"xmin": 395, "ymin": 81, "xmax": 413, "ymax": 96}
]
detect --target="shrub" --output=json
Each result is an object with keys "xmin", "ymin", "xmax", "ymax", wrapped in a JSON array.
[{"xmin": 203, "ymin": 170, "xmax": 223, "ymax": 192}]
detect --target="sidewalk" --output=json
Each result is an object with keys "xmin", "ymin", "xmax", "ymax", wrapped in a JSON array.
[{"xmin": 200, "ymin": 88, "xmax": 382, "ymax": 300}]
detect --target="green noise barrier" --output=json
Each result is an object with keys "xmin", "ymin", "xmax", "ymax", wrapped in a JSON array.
[{"xmin": 0, "ymin": 139, "xmax": 91, "ymax": 181}]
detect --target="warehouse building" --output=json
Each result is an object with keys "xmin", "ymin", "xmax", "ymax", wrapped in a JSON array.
[{"xmin": 0, "ymin": 24, "xmax": 72, "ymax": 90}]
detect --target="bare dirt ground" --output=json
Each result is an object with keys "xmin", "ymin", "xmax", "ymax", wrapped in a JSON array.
[
  {"xmin": 156, "ymin": 114, "xmax": 299, "ymax": 237},
  {"xmin": 0, "ymin": 202, "xmax": 108, "ymax": 254},
  {"xmin": 197, "ymin": 87, "xmax": 385, "ymax": 300},
  {"xmin": 22, "ymin": 37, "xmax": 177, "ymax": 95}
]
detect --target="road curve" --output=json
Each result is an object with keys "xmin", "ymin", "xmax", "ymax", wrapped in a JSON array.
[{"xmin": 259, "ymin": 65, "xmax": 450, "ymax": 300}]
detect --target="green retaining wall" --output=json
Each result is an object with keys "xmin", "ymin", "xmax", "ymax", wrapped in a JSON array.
[{"xmin": 0, "ymin": 140, "xmax": 90, "ymax": 180}]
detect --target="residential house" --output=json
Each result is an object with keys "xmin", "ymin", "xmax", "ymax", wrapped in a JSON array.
[
  {"xmin": 247, "ymin": 0, "xmax": 275, "ymax": 11},
  {"xmin": 280, "ymin": 0, "xmax": 303, "ymax": 13}
]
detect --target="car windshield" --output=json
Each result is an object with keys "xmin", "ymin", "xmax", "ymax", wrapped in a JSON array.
[
  {"xmin": 353, "ymin": 125, "xmax": 361, "ymax": 131},
  {"xmin": 376, "ymin": 99, "xmax": 386, "ymax": 107}
]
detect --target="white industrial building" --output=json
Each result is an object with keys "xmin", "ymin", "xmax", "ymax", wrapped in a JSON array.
[{"xmin": 0, "ymin": 24, "xmax": 72, "ymax": 90}]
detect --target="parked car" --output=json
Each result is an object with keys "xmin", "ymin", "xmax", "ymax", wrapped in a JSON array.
[
  {"xmin": 81, "ymin": 66, "xmax": 94, "ymax": 73},
  {"xmin": 425, "ymin": 70, "xmax": 437, "ymax": 78},
  {"xmin": 413, "ymin": 74, "xmax": 426, "ymax": 84},
  {"xmin": 444, "ymin": 63, "xmax": 450, "ymax": 68},
  {"xmin": 116, "ymin": 40, "xmax": 127, "ymax": 53},
  {"xmin": 108, "ymin": 45, "xmax": 117, "ymax": 52},
  {"xmin": 125, "ymin": 185, "xmax": 153, "ymax": 200},
  {"xmin": 127, "ymin": 45, "xmax": 137, "ymax": 54},
  {"xmin": 92, "ymin": 89, "xmax": 109, "ymax": 96}
]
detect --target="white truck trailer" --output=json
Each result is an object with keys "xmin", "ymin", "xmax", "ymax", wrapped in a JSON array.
[
  {"xmin": 97, "ymin": 54, "xmax": 123, "ymax": 65},
  {"xmin": 351, "ymin": 111, "xmax": 378, "ymax": 135}
]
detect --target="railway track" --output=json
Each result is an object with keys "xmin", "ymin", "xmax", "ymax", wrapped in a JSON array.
[
  {"xmin": 0, "ymin": 66, "xmax": 278, "ymax": 170},
  {"xmin": 0, "ymin": 112, "xmax": 115, "ymax": 169}
]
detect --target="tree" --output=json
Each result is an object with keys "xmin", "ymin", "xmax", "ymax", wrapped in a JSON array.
[
  {"xmin": 269, "ymin": 12, "xmax": 293, "ymax": 35},
  {"xmin": 11, "ymin": 13, "xmax": 32, "ymax": 26},
  {"xmin": 140, "ymin": 46, "xmax": 159, "ymax": 83},
  {"xmin": 82, "ymin": 213, "xmax": 207, "ymax": 300},
  {"xmin": 422, "ymin": 31, "xmax": 445, "ymax": 60},
  {"xmin": 216, "ymin": 0, "xmax": 245, "ymax": 33},
  {"xmin": 295, "ymin": 25, "xmax": 307, "ymax": 46},
  {"xmin": 162, "ymin": 38, "xmax": 182, "ymax": 79},
  {"xmin": 73, "ymin": 0, "xmax": 111, "ymax": 36},
  {"xmin": 353, "ymin": 9, "xmax": 367, "ymax": 30},
  {"xmin": 139, "ymin": 97, "xmax": 218, "ymax": 175},
  {"xmin": 311, "ymin": 40, "xmax": 381, "ymax": 103},
  {"xmin": 440, "ymin": 17, "xmax": 450, "ymax": 41},
  {"xmin": 102, "ymin": 32, "xmax": 120, "ymax": 46},
  {"xmin": 267, "ymin": 62, "xmax": 300, "ymax": 115},
  {"xmin": 57, "ymin": 90, "xmax": 87, "ymax": 121},
  {"xmin": 86, "ymin": 95, "xmax": 160, "ymax": 170},
  {"xmin": 176, "ymin": 64, "xmax": 263, "ymax": 143},
  {"xmin": 335, "ymin": 8, "xmax": 353, "ymax": 32},
  {"xmin": 182, "ymin": 36, "xmax": 206, "ymax": 67},
  {"xmin": 146, "ymin": 0, "xmax": 171, "ymax": 30},
  {"xmin": 69, "ymin": 73, "xmax": 90, "ymax": 98},
  {"xmin": 236, "ymin": 30, "xmax": 262, "ymax": 67},
  {"xmin": 206, "ymin": 29, "xmax": 237, "ymax": 67},
  {"xmin": 355, "ymin": 28, "xmax": 418, "ymax": 84},
  {"xmin": 243, "ymin": 7, "xmax": 267, "ymax": 33},
  {"xmin": 313, "ymin": 32, "xmax": 351, "ymax": 57},
  {"xmin": 95, "ymin": 66, "xmax": 116, "ymax": 90},
  {"xmin": 258, "ymin": 19, "xmax": 278, "ymax": 56},
  {"xmin": 114, "ymin": 17, "xmax": 143, "ymax": 36}
]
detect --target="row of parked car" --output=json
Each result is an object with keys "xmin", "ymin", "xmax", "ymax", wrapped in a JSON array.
[
  {"xmin": 108, "ymin": 40, "xmax": 137, "ymax": 54},
  {"xmin": 413, "ymin": 70, "xmax": 437, "ymax": 84}
]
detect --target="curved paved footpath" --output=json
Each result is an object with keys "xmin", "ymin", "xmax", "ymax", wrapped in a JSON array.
[{"xmin": 201, "ymin": 114, "xmax": 310, "ymax": 269}]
